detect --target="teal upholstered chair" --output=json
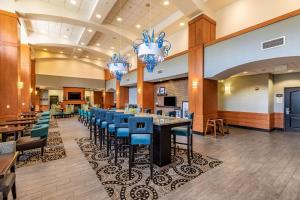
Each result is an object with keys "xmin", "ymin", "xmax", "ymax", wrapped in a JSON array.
[
  {"xmin": 16, "ymin": 124, "xmax": 49, "ymax": 157},
  {"xmin": 128, "ymin": 117, "xmax": 154, "ymax": 179},
  {"xmin": 36, "ymin": 119, "xmax": 50, "ymax": 125},
  {"xmin": 114, "ymin": 113, "xmax": 134, "ymax": 165},
  {"xmin": 96, "ymin": 110, "xmax": 107, "ymax": 148},
  {"xmin": 171, "ymin": 113, "xmax": 194, "ymax": 165},
  {"xmin": 0, "ymin": 141, "xmax": 17, "ymax": 200}
]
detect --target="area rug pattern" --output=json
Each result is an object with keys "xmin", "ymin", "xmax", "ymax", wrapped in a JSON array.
[
  {"xmin": 17, "ymin": 120, "xmax": 66, "ymax": 168},
  {"xmin": 76, "ymin": 137, "xmax": 222, "ymax": 200}
]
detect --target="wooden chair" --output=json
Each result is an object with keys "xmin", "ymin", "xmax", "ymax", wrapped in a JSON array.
[{"xmin": 205, "ymin": 119, "xmax": 225, "ymax": 137}]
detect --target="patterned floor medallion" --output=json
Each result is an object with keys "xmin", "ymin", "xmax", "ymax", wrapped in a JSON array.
[
  {"xmin": 76, "ymin": 137, "xmax": 222, "ymax": 200},
  {"xmin": 17, "ymin": 120, "xmax": 66, "ymax": 168}
]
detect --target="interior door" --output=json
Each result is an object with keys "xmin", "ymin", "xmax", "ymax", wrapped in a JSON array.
[
  {"xmin": 49, "ymin": 95, "xmax": 59, "ymax": 106},
  {"xmin": 284, "ymin": 87, "xmax": 300, "ymax": 132}
]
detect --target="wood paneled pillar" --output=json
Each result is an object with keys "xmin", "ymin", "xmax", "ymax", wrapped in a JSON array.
[
  {"xmin": 116, "ymin": 80, "xmax": 129, "ymax": 109},
  {"xmin": 188, "ymin": 14, "xmax": 217, "ymax": 133},
  {"xmin": 137, "ymin": 60, "xmax": 154, "ymax": 112},
  {"xmin": 103, "ymin": 92, "xmax": 114, "ymax": 109},
  {"xmin": 31, "ymin": 59, "xmax": 36, "ymax": 106},
  {"xmin": 0, "ymin": 10, "xmax": 20, "ymax": 119},
  {"xmin": 20, "ymin": 44, "xmax": 31, "ymax": 113}
]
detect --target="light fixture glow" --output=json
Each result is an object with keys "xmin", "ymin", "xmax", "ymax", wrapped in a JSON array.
[
  {"xmin": 243, "ymin": 71, "xmax": 249, "ymax": 74},
  {"xmin": 136, "ymin": 24, "xmax": 141, "ymax": 29},
  {"xmin": 6, "ymin": 105, "xmax": 10, "ymax": 109},
  {"xmin": 163, "ymin": 1, "xmax": 170, "ymax": 6},
  {"xmin": 77, "ymin": 48, "xmax": 82, "ymax": 51},
  {"xmin": 96, "ymin": 43, "xmax": 100, "ymax": 46},
  {"xmin": 85, "ymin": 55, "xmax": 89, "ymax": 58},
  {"xmin": 73, "ymin": 55, "xmax": 78, "ymax": 58},
  {"xmin": 30, "ymin": 88, "xmax": 33, "ymax": 93},
  {"xmin": 116, "ymin": 17, "xmax": 123, "ymax": 22},
  {"xmin": 96, "ymin": 14, "xmax": 102, "ymax": 19},
  {"xmin": 88, "ymin": 29, "xmax": 93, "ymax": 33},
  {"xmin": 81, "ymin": 42, "xmax": 85, "ymax": 45},
  {"xmin": 224, "ymin": 84, "xmax": 231, "ymax": 94},
  {"xmin": 288, "ymin": 69, "xmax": 294, "ymax": 73},
  {"xmin": 127, "ymin": 53, "xmax": 131, "ymax": 57},
  {"xmin": 63, "ymin": 35, "xmax": 69, "ymax": 39},
  {"xmin": 111, "ymin": 46, "xmax": 115, "ymax": 50},
  {"xmin": 43, "ymin": 48, "xmax": 48, "ymax": 51},
  {"xmin": 179, "ymin": 22, "xmax": 185, "ymax": 26},
  {"xmin": 17, "ymin": 81, "xmax": 24, "ymax": 89},
  {"xmin": 70, "ymin": 0, "xmax": 77, "ymax": 5},
  {"xmin": 107, "ymin": 53, "xmax": 131, "ymax": 81},
  {"xmin": 60, "ymin": 51, "xmax": 64, "ymax": 54},
  {"xmin": 192, "ymin": 81, "xmax": 198, "ymax": 89}
]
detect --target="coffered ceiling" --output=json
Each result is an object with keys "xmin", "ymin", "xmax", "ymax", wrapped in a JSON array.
[{"xmin": 0, "ymin": 0, "xmax": 240, "ymax": 69}]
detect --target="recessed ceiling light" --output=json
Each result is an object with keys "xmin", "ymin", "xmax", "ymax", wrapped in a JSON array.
[
  {"xmin": 85, "ymin": 55, "xmax": 89, "ymax": 58},
  {"xmin": 81, "ymin": 42, "xmax": 85, "ymax": 45},
  {"xmin": 127, "ymin": 53, "xmax": 131, "ymax": 57},
  {"xmin": 97, "ymin": 58, "xmax": 101, "ymax": 60},
  {"xmin": 77, "ymin": 48, "xmax": 82, "ymax": 51},
  {"xmin": 111, "ymin": 46, "xmax": 115, "ymax": 50},
  {"xmin": 243, "ymin": 71, "xmax": 249, "ymax": 74},
  {"xmin": 60, "ymin": 51, "xmax": 64, "ymax": 54},
  {"xmin": 163, "ymin": 1, "xmax": 170, "ymax": 6},
  {"xmin": 116, "ymin": 17, "xmax": 122, "ymax": 22},
  {"xmin": 135, "ymin": 24, "xmax": 141, "ymax": 29},
  {"xmin": 43, "ymin": 48, "xmax": 47, "ymax": 51},
  {"xmin": 179, "ymin": 22, "xmax": 185, "ymax": 26},
  {"xmin": 96, "ymin": 14, "xmax": 102, "ymax": 19},
  {"xmin": 73, "ymin": 55, "xmax": 78, "ymax": 58},
  {"xmin": 88, "ymin": 29, "xmax": 93, "ymax": 33},
  {"xmin": 70, "ymin": 0, "xmax": 77, "ymax": 5},
  {"xmin": 63, "ymin": 35, "xmax": 69, "ymax": 39},
  {"xmin": 96, "ymin": 43, "xmax": 100, "ymax": 46}
]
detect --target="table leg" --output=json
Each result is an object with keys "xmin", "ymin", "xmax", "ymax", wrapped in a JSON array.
[{"xmin": 153, "ymin": 126, "xmax": 171, "ymax": 167}]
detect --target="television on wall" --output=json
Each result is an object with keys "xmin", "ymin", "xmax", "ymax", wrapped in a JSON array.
[
  {"xmin": 164, "ymin": 96, "xmax": 176, "ymax": 107},
  {"xmin": 68, "ymin": 92, "xmax": 81, "ymax": 100}
]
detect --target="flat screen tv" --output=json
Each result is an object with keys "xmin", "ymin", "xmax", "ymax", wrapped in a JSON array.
[
  {"xmin": 164, "ymin": 96, "xmax": 176, "ymax": 107},
  {"xmin": 68, "ymin": 92, "xmax": 81, "ymax": 100}
]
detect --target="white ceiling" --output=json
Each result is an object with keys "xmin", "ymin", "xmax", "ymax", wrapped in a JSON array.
[{"xmin": 0, "ymin": 0, "xmax": 241, "ymax": 68}]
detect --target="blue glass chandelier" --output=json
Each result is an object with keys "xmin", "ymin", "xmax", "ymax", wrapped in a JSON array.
[
  {"xmin": 107, "ymin": 53, "xmax": 131, "ymax": 81},
  {"xmin": 133, "ymin": 30, "xmax": 171, "ymax": 72}
]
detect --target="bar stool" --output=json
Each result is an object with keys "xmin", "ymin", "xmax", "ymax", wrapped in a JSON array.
[
  {"xmin": 171, "ymin": 113, "xmax": 194, "ymax": 165},
  {"xmin": 114, "ymin": 113, "xmax": 134, "ymax": 165},
  {"xmin": 129, "ymin": 117, "xmax": 154, "ymax": 179},
  {"xmin": 144, "ymin": 108, "xmax": 151, "ymax": 114},
  {"xmin": 96, "ymin": 110, "xmax": 107, "ymax": 148},
  {"xmin": 105, "ymin": 111, "xmax": 116, "ymax": 157}
]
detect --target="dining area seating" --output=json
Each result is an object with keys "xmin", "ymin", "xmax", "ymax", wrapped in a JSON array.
[{"xmin": 78, "ymin": 107, "xmax": 193, "ymax": 180}]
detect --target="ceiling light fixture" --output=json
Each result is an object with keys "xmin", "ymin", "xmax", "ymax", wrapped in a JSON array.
[
  {"xmin": 77, "ymin": 48, "xmax": 82, "ymax": 51},
  {"xmin": 63, "ymin": 35, "xmax": 69, "ymax": 39},
  {"xmin": 88, "ymin": 29, "xmax": 93, "ymax": 33},
  {"xmin": 107, "ymin": 53, "xmax": 131, "ymax": 81},
  {"xmin": 70, "ymin": 0, "xmax": 77, "ymax": 5},
  {"xmin": 136, "ymin": 24, "xmax": 141, "ymax": 29},
  {"xmin": 73, "ymin": 55, "xmax": 78, "ymax": 58},
  {"xmin": 96, "ymin": 14, "xmax": 102, "ymax": 19},
  {"xmin": 86, "ymin": 55, "xmax": 89, "ymax": 58},
  {"xmin": 116, "ymin": 17, "xmax": 123, "ymax": 22},
  {"xmin": 163, "ymin": 1, "xmax": 170, "ymax": 6},
  {"xmin": 81, "ymin": 42, "xmax": 85, "ymax": 45},
  {"xmin": 60, "ymin": 51, "xmax": 64, "ymax": 54},
  {"xmin": 179, "ymin": 22, "xmax": 185, "ymax": 26},
  {"xmin": 111, "ymin": 46, "xmax": 115, "ymax": 50},
  {"xmin": 96, "ymin": 43, "xmax": 100, "ymax": 46},
  {"xmin": 243, "ymin": 71, "xmax": 249, "ymax": 74},
  {"xmin": 43, "ymin": 48, "xmax": 47, "ymax": 51}
]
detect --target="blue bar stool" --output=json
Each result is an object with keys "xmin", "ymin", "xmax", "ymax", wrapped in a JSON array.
[
  {"xmin": 171, "ymin": 112, "xmax": 194, "ymax": 165},
  {"xmin": 128, "ymin": 117, "xmax": 154, "ymax": 179},
  {"xmin": 114, "ymin": 113, "xmax": 134, "ymax": 165},
  {"xmin": 96, "ymin": 110, "xmax": 107, "ymax": 149}
]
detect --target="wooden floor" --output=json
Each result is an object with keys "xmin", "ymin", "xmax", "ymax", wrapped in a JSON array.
[{"xmin": 6, "ymin": 117, "xmax": 300, "ymax": 200}]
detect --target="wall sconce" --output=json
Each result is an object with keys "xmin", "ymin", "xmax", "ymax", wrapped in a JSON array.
[
  {"xmin": 138, "ymin": 88, "xmax": 142, "ymax": 94},
  {"xmin": 224, "ymin": 84, "xmax": 231, "ymax": 94},
  {"xmin": 22, "ymin": 102, "xmax": 25, "ymax": 106},
  {"xmin": 17, "ymin": 81, "xmax": 24, "ymax": 89},
  {"xmin": 6, "ymin": 105, "xmax": 10, "ymax": 109},
  {"xmin": 30, "ymin": 88, "xmax": 33, "ymax": 93},
  {"xmin": 192, "ymin": 81, "xmax": 198, "ymax": 89},
  {"xmin": 116, "ymin": 91, "xmax": 120, "ymax": 95},
  {"xmin": 35, "ymin": 90, "xmax": 38, "ymax": 95}
]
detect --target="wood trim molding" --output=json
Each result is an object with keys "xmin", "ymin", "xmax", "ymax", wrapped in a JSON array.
[
  {"xmin": 0, "ymin": 10, "xmax": 18, "ymax": 18},
  {"xmin": 189, "ymin": 14, "xmax": 216, "ymax": 25},
  {"xmin": 164, "ymin": 50, "xmax": 188, "ymax": 61},
  {"xmin": 205, "ymin": 9, "xmax": 300, "ymax": 47},
  {"xmin": 218, "ymin": 111, "xmax": 284, "ymax": 130}
]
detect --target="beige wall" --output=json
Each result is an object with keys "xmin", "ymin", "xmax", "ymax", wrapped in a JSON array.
[
  {"xmin": 215, "ymin": 0, "xmax": 300, "ymax": 38},
  {"xmin": 218, "ymin": 74, "xmax": 270, "ymax": 113},
  {"xmin": 166, "ymin": 27, "xmax": 188, "ymax": 56},
  {"xmin": 36, "ymin": 59, "xmax": 105, "ymax": 80}
]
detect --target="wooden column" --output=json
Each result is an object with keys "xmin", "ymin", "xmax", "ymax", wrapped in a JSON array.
[
  {"xmin": 116, "ymin": 80, "xmax": 129, "ymax": 109},
  {"xmin": 93, "ymin": 91, "xmax": 103, "ymax": 107},
  {"xmin": 20, "ymin": 44, "xmax": 31, "ymax": 113},
  {"xmin": 103, "ymin": 92, "xmax": 114, "ymax": 109},
  {"xmin": 0, "ymin": 10, "xmax": 20, "ymax": 119},
  {"xmin": 188, "ymin": 14, "xmax": 217, "ymax": 133},
  {"xmin": 31, "ymin": 59, "xmax": 36, "ymax": 106},
  {"xmin": 137, "ymin": 60, "xmax": 154, "ymax": 112}
]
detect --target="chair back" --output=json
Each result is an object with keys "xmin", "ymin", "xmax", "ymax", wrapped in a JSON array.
[
  {"xmin": 31, "ymin": 124, "xmax": 49, "ymax": 138},
  {"xmin": 129, "ymin": 117, "xmax": 153, "ymax": 134},
  {"xmin": 144, "ymin": 108, "xmax": 151, "ymax": 114},
  {"xmin": 114, "ymin": 113, "xmax": 134, "ymax": 128},
  {"xmin": 156, "ymin": 110, "xmax": 162, "ymax": 115},
  {"xmin": 99, "ymin": 110, "xmax": 107, "ymax": 121},
  {"xmin": 105, "ymin": 111, "xmax": 115, "ymax": 124},
  {"xmin": 168, "ymin": 111, "xmax": 176, "ymax": 117}
]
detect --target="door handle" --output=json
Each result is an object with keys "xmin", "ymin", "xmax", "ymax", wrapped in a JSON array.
[{"xmin": 286, "ymin": 107, "xmax": 290, "ymax": 115}]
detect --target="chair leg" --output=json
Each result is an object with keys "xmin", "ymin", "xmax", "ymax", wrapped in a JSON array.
[
  {"xmin": 90, "ymin": 124, "xmax": 93, "ymax": 140},
  {"xmin": 114, "ymin": 138, "xmax": 118, "ymax": 165},
  {"xmin": 99, "ymin": 128, "xmax": 103, "ymax": 149},
  {"xmin": 173, "ymin": 134, "xmax": 176, "ymax": 157},
  {"xmin": 106, "ymin": 132, "xmax": 110, "ymax": 157},
  {"xmin": 129, "ymin": 144, "xmax": 133, "ymax": 179},
  {"xmin": 150, "ymin": 139, "xmax": 153, "ymax": 180},
  {"xmin": 41, "ymin": 147, "xmax": 44, "ymax": 156},
  {"xmin": 12, "ymin": 181, "xmax": 17, "ymax": 199},
  {"xmin": 190, "ymin": 133, "xmax": 194, "ymax": 159}
]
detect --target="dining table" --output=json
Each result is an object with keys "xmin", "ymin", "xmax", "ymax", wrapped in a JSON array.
[
  {"xmin": 4, "ymin": 117, "xmax": 37, "ymax": 122},
  {"xmin": 0, "ymin": 126, "xmax": 26, "ymax": 142},
  {"xmin": 0, "ymin": 152, "xmax": 19, "ymax": 178},
  {"xmin": 118, "ymin": 111, "xmax": 192, "ymax": 167},
  {"xmin": 0, "ymin": 120, "xmax": 35, "ymax": 127},
  {"xmin": 20, "ymin": 112, "xmax": 37, "ymax": 118}
]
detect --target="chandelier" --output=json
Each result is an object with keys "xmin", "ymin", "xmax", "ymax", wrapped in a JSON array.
[
  {"xmin": 107, "ymin": 53, "xmax": 131, "ymax": 81},
  {"xmin": 133, "ymin": 30, "xmax": 171, "ymax": 72}
]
